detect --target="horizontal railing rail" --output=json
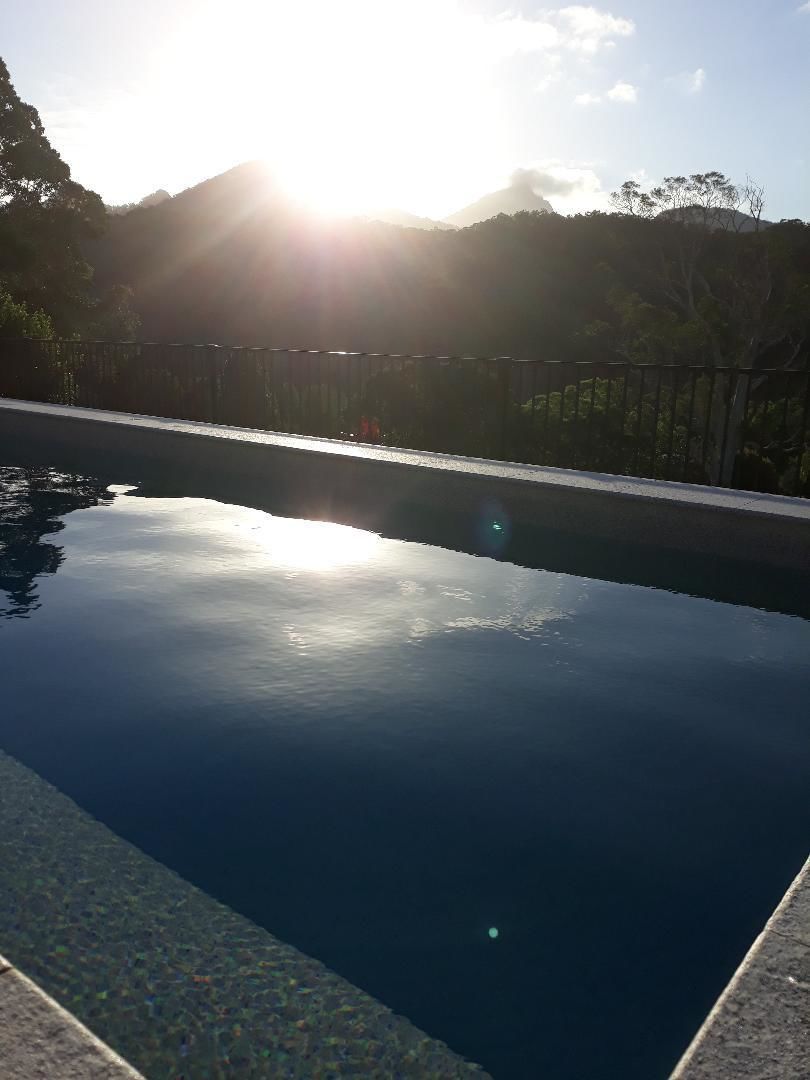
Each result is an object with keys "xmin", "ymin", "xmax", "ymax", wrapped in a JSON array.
[{"xmin": 1, "ymin": 339, "xmax": 808, "ymax": 497}]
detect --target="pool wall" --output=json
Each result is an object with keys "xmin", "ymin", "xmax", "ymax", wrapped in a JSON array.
[{"xmin": 1, "ymin": 398, "xmax": 808, "ymax": 585}]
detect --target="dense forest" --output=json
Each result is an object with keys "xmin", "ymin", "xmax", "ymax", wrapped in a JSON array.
[{"xmin": 1, "ymin": 55, "xmax": 809, "ymax": 493}]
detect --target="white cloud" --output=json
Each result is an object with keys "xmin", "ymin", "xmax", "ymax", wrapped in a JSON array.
[
  {"xmin": 512, "ymin": 161, "xmax": 611, "ymax": 213},
  {"xmin": 574, "ymin": 92, "xmax": 602, "ymax": 105},
  {"xmin": 446, "ymin": 5, "xmax": 636, "ymax": 63},
  {"xmin": 687, "ymin": 67, "xmax": 706, "ymax": 93},
  {"xmin": 797, "ymin": 2, "xmax": 810, "ymax": 13},
  {"xmin": 557, "ymin": 6, "xmax": 636, "ymax": 53},
  {"xmin": 535, "ymin": 54, "xmax": 564, "ymax": 93},
  {"xmin": 536, "ymin": 73, "xmax": 563, "ymax": 92},
  {"xmin": 606, "ymin": 80, "xmax": 638, "ymax": 103},
  {"xmin": 456, "ymin": 6, "xmax": 635, "ymax": 62},
  {"xmin": 666, "ymin": 67, "xmax": 706, "ymax": 95}
]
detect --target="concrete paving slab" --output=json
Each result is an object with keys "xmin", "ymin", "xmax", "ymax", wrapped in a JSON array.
[
  {"xmin": 0, "ymin": 959, "xmax": 144, "ymax": 1079},
  {"xmin": 673, "ymin": 856, "xmax": 810, "ymax": 1079}
]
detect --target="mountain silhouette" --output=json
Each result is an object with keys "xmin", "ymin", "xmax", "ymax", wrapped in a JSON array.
[
  {"xmin": 657, "ymin": 205, "xmax": 772, "ymax": 233},
  {"xmin": 364, "ymin": 209, "xmax": 456, "ymax": 231},
  {"xmin": 88, "ymin": 162, "xmax": 563, "ymax": 344},
  {"xmin": 444, "ymin": 183, "xmax": 553, "ymax": 228},
  {"xmin": 114, "ymin": 164, "xmax": 555, "ymax": 233}
]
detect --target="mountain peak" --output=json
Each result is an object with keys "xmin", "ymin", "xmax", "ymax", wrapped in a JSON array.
[{"xmin": 444, "ymin": 184, "xmax": 553, "ymax": 228}]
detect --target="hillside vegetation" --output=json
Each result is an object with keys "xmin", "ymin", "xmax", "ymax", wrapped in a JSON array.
[{"xmin": 87, "ymin": 162, "xmax": 810, "ymax": 375}]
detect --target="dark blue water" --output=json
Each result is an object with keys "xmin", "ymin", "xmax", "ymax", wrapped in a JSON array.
[{"xmin": 2, "ymin": 466, "xmax": 809, "ymax": 1079}]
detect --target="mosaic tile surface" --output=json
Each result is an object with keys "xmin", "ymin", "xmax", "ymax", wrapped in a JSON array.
[{"xmin": 0, "ymin": 750, "xmax": 488, "ymax": 1079}]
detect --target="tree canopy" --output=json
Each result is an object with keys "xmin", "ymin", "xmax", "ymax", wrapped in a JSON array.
[{"xmin": 0, "ymin": 56, "xmax": 137, "ymax": 338}]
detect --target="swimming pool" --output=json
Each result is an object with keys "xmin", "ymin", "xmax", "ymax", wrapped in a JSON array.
[{"xmin": 2, "ymin": 463, "xmax": 809, "ymax": 1079}]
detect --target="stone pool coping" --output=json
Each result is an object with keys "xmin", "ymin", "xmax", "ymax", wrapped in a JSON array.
[
  {"xmin": 0, "ymin": 954, "xmax": 144, "ymax": 1079},
  {"xmin": 672, "ymin": 854, "xmax": 810, "ymax": 1078},
  {"xmin": 2, "ymin": 397, "xmax": 809, "ymax": 521}
]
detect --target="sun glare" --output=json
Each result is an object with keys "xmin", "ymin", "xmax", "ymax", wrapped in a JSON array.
[
  {"xmin": 158, "ymin": 0, "xmax": 504, "ymax": 218},
  {"xmin": 253, "ymin": 516, "xmax": 381, "ymax": 572}
]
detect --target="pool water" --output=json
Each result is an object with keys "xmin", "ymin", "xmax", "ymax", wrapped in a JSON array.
[{"xmin": 1, "ymin": 465, "xmax": 809, "ymax": 1079}]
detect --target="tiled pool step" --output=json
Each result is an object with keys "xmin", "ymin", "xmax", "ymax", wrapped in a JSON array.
[{"xmin": 0, "ymin": 954, "xmax": 144, "ymax": 1078}]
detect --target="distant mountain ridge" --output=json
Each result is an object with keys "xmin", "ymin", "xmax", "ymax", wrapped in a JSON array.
[
  {"xmin": 444, "ymin": 184, "xmax": 553, "ymax": 228},
  {"xmin": 106, "ymin": 188, "xmax": 172, "ymax": 216},
  {"xmin": 365, "ymin": 184, "xmax": 555, "ymax": 229},
  {"xmin": 113, "ymin": 165, "xmax": 555, "ymax": 230},
  {"xmin": 363, "ymin": 209, "xmax": 457, "ymax": 230},
  {"xmin": 657, "ymin": 205, "xmax": 773, "ymax": 232}
]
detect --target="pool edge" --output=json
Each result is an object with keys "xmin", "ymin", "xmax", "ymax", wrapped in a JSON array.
[
  {"xmin": 0, "ymin": 955, "xmax": 145, "ymax": 1079},
  {"xmin": 671, "ymin": 853, "xmax": 810, "ymax": 1079}
]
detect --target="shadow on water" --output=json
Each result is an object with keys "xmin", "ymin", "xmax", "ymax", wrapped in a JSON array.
[{"xmin": 0, "ymin": 467, "xmax": 115, "ymax": 619}]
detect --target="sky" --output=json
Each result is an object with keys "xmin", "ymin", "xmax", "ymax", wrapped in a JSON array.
[{"xmin": 3, "ymin": 0, "xmax": 810, "ymax": 220}]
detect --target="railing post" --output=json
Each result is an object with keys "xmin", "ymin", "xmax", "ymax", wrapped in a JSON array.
[
  {"xmin": 792, "ymin": 369, "xmax": 810, "ymax": 496},
  {"xmin": 497, "ymin": 356, "xmax": 512, "ymax": 460},
  {"xmin": 207, "ymin": 345, "xmax": 219, "ymax": 423}
]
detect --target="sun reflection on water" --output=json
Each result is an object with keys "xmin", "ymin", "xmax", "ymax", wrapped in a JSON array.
[{"xmin": 249, "ymin": 516, "xmax": 381, "ymax": 572}]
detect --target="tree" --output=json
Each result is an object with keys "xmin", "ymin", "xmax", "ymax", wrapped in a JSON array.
[
  {"xmin": 0, "ymin": 56, "xmax": 130, "ymax": 337},
  {"xmin": 609, "ymin": 180, "xmax": 658, "ymax": 219},
  {"xmin": 0, "ymin": 58, "xmax": 71, "ymax": 204},
  {"xmin": 610, "ymin": 171, "xmax": 761, "ymax": 231},
  {"xmin": 607, "ymin": 172, "xmax": 810, "ymax": 484}
]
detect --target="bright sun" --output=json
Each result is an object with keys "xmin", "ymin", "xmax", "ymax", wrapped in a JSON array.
[{"xmin": 159, "ymin": 0, "xmax": 503, "ymax": 218}]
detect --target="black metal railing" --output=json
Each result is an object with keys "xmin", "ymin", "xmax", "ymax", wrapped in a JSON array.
[{"xmin": 1, "ymin": 339, "xmax": 809, "ymax": 496}]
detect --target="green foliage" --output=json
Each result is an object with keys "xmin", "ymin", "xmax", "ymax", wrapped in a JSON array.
[
  {"xmin": 0, "ymin": 286, "xmax": 52, "ymax": 338},
  {"xmin": 509, "ymin": 371, "xmax": 808, "ymax": 495},
  {"xmin": 84, "ymin": 284, "xmax": 141, "ymax": 341},
  {"xmin": 738, "ymin": 391, "xmax": 810, "ymax": 495},
  {"xmin": 359, "ymin": 362, "xmax": 503, "ymax": 456},
  {"xmin": 0, "ymin": 58, "xmax": 70, "ymax": 203},
  {"xmin": 513, "ymin": 375, "xmax": 707, "ymax": 481},
  {"xmin": 0, "ymin": 55, "xmax": 119, "ymax": 337}
]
